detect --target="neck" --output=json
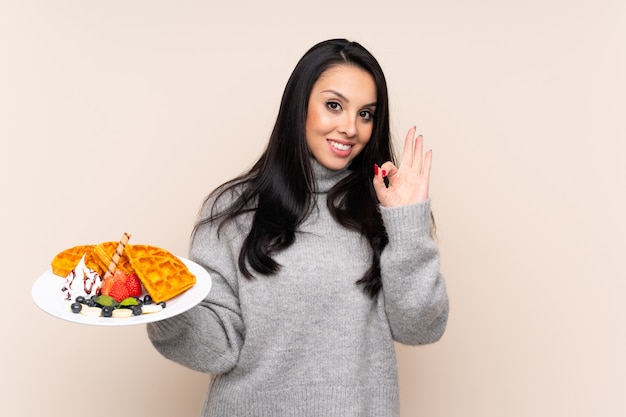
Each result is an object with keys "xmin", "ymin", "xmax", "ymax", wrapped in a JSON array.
[{"xmin": 311, "ymin": 158, "xmax": 350, "ymax": 193}]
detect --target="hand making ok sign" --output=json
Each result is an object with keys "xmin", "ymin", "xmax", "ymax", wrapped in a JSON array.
[{"xmin": 373, "ymin": 126, "xmax": 432, "ymax": 207}]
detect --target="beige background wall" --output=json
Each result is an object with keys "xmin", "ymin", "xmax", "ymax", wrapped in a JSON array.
[{"xmin": 1, "ymin": 1, "xmax": 624, "ymax": 416}]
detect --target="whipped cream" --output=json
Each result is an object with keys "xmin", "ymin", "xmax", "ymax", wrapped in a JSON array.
[{"xmin": 61, "ymin": 254, "xmax": 102, "ymax": 301}]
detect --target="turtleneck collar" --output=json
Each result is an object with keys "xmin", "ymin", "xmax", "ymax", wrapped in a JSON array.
[{"xmin": 310, "ymin": 158, "xmax": 351, "ymax": 194}]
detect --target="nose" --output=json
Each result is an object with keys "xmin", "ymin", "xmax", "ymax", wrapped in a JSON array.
[{"xmin": 338, "ymin": 114, "xmax": 357, "ymax": 138}]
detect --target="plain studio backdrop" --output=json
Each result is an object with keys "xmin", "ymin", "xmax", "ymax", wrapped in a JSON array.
[{"xmin": 1, "ymin": 1, "xmax": 624, "ymax": 416}]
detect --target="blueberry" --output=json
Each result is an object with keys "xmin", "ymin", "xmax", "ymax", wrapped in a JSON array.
[
  {"xmin": 70, "ymin": 302, "xmax": 82, "ymax": 314},
  {"xmin": 143, "ymin": 295, "xmax": 153, "ymax": 305},
  {"xmin": 158, "ymin": 301, "xmax": 166, "ymax": 309},
  {"xmin": 87, "ymin": 299, "xmax": 96, "ymax": 307},
  {"xmin": 102, "ymin": 306, "xmax": 113, "ymax": 317},
  {"xmin": 131, "ymin": 305, "xmax": 142, "ymax": 316},
  {"xmin": 75, "ymin": 296, "xmax": 86, "ymax": 304}
]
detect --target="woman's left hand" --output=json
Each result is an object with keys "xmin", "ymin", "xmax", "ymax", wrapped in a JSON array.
[{"xmin": 373, "ymin": 126, "xmax": 432, "ymax": 207}]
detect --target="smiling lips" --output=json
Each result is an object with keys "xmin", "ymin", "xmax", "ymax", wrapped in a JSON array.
[{"xmin": 328, "ymin": 139, "xmax": 353, "ymax": 156}]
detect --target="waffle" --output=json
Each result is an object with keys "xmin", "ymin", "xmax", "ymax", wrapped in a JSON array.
[
  {"xmin": 51, "ymin": 244, "xmax": 103, "ymax": 276},
  {"xmin": 125, "ymin": 244, "xmax": 196, "ymax": 303},
  {"xmin": 92, "ymin": 241, "xmax": 133, "ymax": 275}
]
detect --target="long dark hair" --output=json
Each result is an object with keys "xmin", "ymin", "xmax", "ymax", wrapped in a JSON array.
[{"xmin": 193, "ymin": 39, "xmax": 395, "ymax": 297}]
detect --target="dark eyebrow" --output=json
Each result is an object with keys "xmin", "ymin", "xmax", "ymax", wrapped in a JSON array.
[{"xmin": 321, "ymin": 89, "xmax": 377, "ymax": 108}]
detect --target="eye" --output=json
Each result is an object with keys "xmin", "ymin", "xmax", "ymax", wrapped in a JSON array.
[
  {"xmin": 326, "ymin": 101, "xmax": 342, "ymax": 112},
  {"xmin": 359, "ymin": 109, "xmax": 374, "ymax": 121}
]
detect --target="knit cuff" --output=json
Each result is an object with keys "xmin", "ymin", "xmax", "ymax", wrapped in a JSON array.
[
  {"xmin": 146, "ymin": 309, "xmax": 195, "ymax": 342},
  {"xmin": 378, "ymin": 199, "xmax": 432, "ymax": 244}
]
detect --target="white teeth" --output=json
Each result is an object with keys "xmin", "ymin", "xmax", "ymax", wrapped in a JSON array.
[{"xmin": 329, "ymin": 140, "xmax": 351, "ymax": 151}]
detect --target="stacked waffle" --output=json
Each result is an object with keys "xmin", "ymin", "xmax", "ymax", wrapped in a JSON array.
[{"xmin": 51, "ymin": 241, "xmax": 196, "ymax": 303}]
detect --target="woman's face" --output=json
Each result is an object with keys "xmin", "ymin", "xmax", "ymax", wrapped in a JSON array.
[{"xmin": 305, "ymin": 64, "xmax": 377, "ymax": 171}]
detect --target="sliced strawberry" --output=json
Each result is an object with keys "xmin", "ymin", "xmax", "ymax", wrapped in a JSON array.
[
  {"xmin": 113, "ymin": 269, "xmax": 127, "ymax": 281},
  {"xmin": 101, "ymin": 269, "xmax": 126, "ymax": 297},
  {"xmin": 101, "ymin": 276, "xmax": 114, "ymax": 296},
  {"xmin": 124, "ymin": 273, "xmax": 142, "ymax": 298}
]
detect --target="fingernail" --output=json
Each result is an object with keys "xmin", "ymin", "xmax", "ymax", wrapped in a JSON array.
[
  {"xmin": 374, "ymin": 164, "xmax": 379, "ymax": 175},
  {"xmin": 382, "ymin": 169, "xmax": 387, "ymax": 178}
]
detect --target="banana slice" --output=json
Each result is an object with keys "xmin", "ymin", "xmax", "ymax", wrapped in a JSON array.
[
  {"xmin": 112, "ymin": 308, "xmax": 133, "ymax": 318},
  {"xmin": 80, "ymin": 306, "xmax": 102, "ymax": 317},
  {"xmin": 141, "ymin": 304, "xmax": 163, "ymax": 314}
]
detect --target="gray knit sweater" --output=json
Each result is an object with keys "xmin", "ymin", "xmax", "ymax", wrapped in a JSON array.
[{"xmin": 147, "ymin": 161, "xmax": 449, "ymax": 416}]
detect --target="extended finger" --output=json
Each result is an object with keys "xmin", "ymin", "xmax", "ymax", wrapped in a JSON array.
[
  {"xmin": 422, "ymin": 149, "xmax": 433, "ymax": 177},
  {"xmin": 400, "ymin": 126, "xmax": 417, "ymax": 168},
  {"xmin": 414, "ymin": 134, "xmax": 424, "ymax": 171}
]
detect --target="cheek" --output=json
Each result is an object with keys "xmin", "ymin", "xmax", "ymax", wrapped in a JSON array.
[
  {"xmin": 306, "ymin": 107, "xmax": 325, "ymax": 150},
  {"xmin": 306, "ymin": 105, "xmax": 332, "ymax": 134},
  {"xmin": 360, "ymin": 123, "xmax": 374, "ymax": 143}
]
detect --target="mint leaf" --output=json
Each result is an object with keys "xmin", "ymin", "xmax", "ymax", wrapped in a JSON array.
[
  {"xmin": 94, "ymin": 295, "xmax": 118, "ymax": 307},
  {"xmin": 119, "ymin": 297, "xmax": 139, "ymax": 307}
]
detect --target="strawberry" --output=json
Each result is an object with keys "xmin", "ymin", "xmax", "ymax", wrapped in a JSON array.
[
  {"xmin": 101, "ymin": 269, "xmax": 126, "ymax": 298},
  {"xmin": 101, "ymin": 276, "xmax": 114, "ymax": 296},
  {"xmin": 124, "ymin": 273, "xmax": 142, "ymax": 298},
  {"xmin": 113, "ymin": 269, "xmax": 126, "ymax": 281},
  {"xmin": 108, "ymin": 279, "xmax": 130, "ymax": 302}
]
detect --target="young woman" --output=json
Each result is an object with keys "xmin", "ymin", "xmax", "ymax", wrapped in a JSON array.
[{"xmin": 147, "ymin": 38, "xmax": 449, "ymax": 416}]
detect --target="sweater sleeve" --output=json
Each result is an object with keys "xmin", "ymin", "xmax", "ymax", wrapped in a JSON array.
[
  {"xmin": 146, "ymin": 211, "xmax": 245, "ymax": 375},
  {"xmin": 379, "ymin": 199, "xmax": 449, "ymax": 345}
]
